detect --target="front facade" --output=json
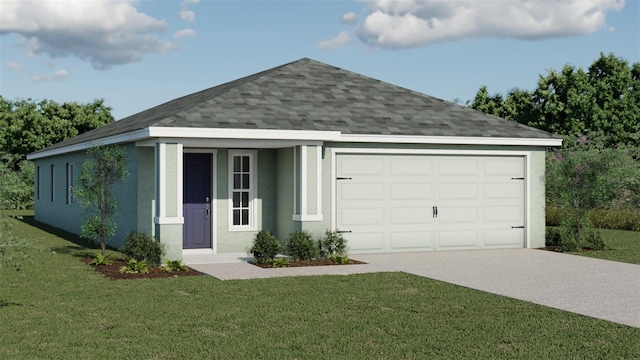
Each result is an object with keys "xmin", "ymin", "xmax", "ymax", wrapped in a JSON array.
[{"xmin": 28, "ymin": 59, "xmax": 561, "ymax": 260}]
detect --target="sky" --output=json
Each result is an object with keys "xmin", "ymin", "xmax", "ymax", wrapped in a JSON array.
[{"xmin": 1, "ymin": 0, "xmax": 638, "ymax": 120}]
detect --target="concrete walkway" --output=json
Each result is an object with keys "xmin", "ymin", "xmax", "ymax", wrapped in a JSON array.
[{"xmin": 188, "ymin": 249, "xmax": 640, "ymax": 328}]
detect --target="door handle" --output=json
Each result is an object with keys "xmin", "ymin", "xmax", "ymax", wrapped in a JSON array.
[
  {"xmin": 433, "ymin": 206, "xmax": 438, "ymax": 218},
  {"xmin": 206, "ymin": 196, "xmax": 210, "ymax": 219}
]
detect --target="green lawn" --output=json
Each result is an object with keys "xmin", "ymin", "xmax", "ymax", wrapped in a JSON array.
[
  {"xmin": 568, "ymin": 228, "xmax": 640, "ymax": 265},
  {"xmin": 1, "ymin": 214, "xmax": 639, "ymax": 359}
]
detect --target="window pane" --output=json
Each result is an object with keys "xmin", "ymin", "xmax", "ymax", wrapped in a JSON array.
[
  {"xmin": 233, "ymin": 174, "xmax": 241, "ymax": 189},
  {"xmin": 233, "ymin": 210, "xmax": 240, "ymax": 225},
  {"xmin": 241, "ymin": 209, "xmax": 249, "ymax": 225},
  {"xmin": 233, "ymin": 156, "xmax": 241, "ymax": 172},
  {"xmin": 242, "ymin": 156, "xmax": 249, "ymax": 172},
  {"xmin": 241, "ymin": 192, "xmax": 249, "ymax": 207},
  {"xmin": 242, "ymin": 174, "xmax": 250, "ymax": 189},
  {"xmin": 233, "ymin": 192, "xmax": 240, "ymax": 207}
]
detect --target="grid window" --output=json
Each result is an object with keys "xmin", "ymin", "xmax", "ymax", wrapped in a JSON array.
[
  {"xmin": 66, "ymin": 163, "xmax": 74, "ymax": 204},
  {"xmin": 36, "ymin": 166, "xmax": 40, "ymax": 200},
  {"xmin": 229, "ymin": 152, "xmax": 253, "ymax": 228},
  {"xmin": 50, "ymin": 164, "xmax": 55, "ymax": 202}
]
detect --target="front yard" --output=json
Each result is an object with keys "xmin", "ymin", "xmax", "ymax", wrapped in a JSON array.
[{"xmin": 1, "ymin": 213, "xmax": 639, "ymax": 359}]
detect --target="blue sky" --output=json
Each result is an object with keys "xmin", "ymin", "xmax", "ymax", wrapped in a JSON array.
[{"xmin": 1, "ymin": 0, "xmax": 638, "ymax": 120}]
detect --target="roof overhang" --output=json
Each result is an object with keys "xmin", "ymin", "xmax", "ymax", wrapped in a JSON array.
[{"xmin": 27, "ymin": 126, "xmax": 563, "ymax": 160}]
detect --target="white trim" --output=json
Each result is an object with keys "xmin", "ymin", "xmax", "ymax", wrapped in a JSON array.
[
  {"xmin": 154, "ymin": 217, "xmax": 184, "ymax": 224},
  {"xmin": 228, "ymin": 150, "xmax": 258, "ymax": 231},
  {"xmin": 300, "ymin": 145, "xmax": 308, "ymax": 217},
  {"xmin": 157, "ymin": 143, "xmax": 167, "ymax": 218},
  {"xmin": 331, "ymin": 147, "xmax": 533, "ymax": 248},
  {"xmin": 28, "ymin": 125, "xmax": 562, "ymax": 160},
  {"xmin": 293, "ymin": 147, "xmax": 298, "ymax": 215},
  {"xmin": 176, "ymin": 144, "xmax": 183, "ymax": 219},
  {"xmin": 27, "ymin": 128, "xmax": 151, "ymax": 160},
  {"xmin": 137, "ymin": 138, "xmax": 324, "ymax": 149},
  {"xmin": 292, "ymin": 214, "xmax": 323, "ymax": 222},
  {"xmin": 182, "ymin": 248, "xmax": 214, "ymax": 256},
  {"xmin": 183, "ymin": 149, "xmax": 218, "ymax": 253},
  {"xmin": 316, "ymin": 145, "xmax": 322, "ymax": 218}
]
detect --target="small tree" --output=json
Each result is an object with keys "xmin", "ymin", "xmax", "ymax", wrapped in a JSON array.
[{"xmin": 76, "ymin": 145, "xmax": 129, "ymax": 256}]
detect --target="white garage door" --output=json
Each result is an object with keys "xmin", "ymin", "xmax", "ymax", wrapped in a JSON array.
[{"xmin": 336, "ymin": 154, "xmax": 525, "ymax": 253}]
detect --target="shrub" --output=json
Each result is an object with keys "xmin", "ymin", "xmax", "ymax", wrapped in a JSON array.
[
  {"xmin": 330, "ymin": 255, "xmax": 351, "ymax": 265},
  {"xmin": 270, "ymin": 258, "xmax": 290, "ymax": 268},
  {"xmin": 119, "ymin": 258, "xmax": 149, "ymax": 274},
  {"xmin": 249, "ymin": 231, "xmax": 280, "ymax": 265},
  {"xmin": 286, "ymin": 231, "xmax": 318, "ymax": 261},
  {"xmin": 547, "ymin": 207, "xmax": 640, "ymax": 232},
  {"xmin": 120, "ymin": 232, "xmax": 163, "ymax": 266},
  {"xmin": 162, "ymin": 259, "xmax": 188, "ymax": 272},
  {"xmin": 89, "ymin": 253, "xmax": 113, "ymax": 266},
  {"xmin": 545, "ymin": 227, "xmax": 562, "ymax": 247},
  {"xmin": 319, "ymin": 230, "xmax": 347, "ymax": 258}
]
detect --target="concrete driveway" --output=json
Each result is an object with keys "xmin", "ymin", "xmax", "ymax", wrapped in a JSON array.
[{"xmin": 189, "ymin": 249, "xmax": 640, "ymax": 328}]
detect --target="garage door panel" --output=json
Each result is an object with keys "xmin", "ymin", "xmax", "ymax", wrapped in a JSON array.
[
  {"xmin": 347, "ymin": 233, "xmax": 386, "ymax": 252},
  {"xmin": 390, "ymin": 232, "xmax": 434, "ymax": 250},
  {"xmin": 339, "ymin": 157, "xmax": 385, "ymax": 175},
  {"xmin": 484, "ymin": 158, "xmax": 524, "ymax": 176},
  {"xmin": 340, "ymin": 183, "xmax": 385, "ymax": 200},
  {"xmin": 485, "ymin": 206, "xmax": 524, "ymax": 222},
  {"xmin": 438, "ymin": 158, "xmax": 479, "ymax": 175},
  {"xmin": 484, "ymin": 229, "xmax": 524, "ymax": 247},
  {"xmin": 390, "ymin": 207, "xmax": 433, "ymax": 224},
  {"xmin": 439, "ymin": 183, "xmax": 478, "ymax": 199},
  {"xmin": 391, "ymin": 183, "xmax": 433, "ymax": 200},
  {"xmin": 484, "ymin": 183, "xmax": 522, "ymax": 199},
  {"xmin": 438, "ymin": 207, "xmax": 478, "ymax": 223},
  {"xmin": 391, "ymin": 157, "xmax": 433, "ymax": 175},
  {"xmin": 437, "ymin": 230, "xmax": 480, "ymax": 250},
  {"xmin": 339, "ymin": 208, "xmax": 385, "ymax": 225}
]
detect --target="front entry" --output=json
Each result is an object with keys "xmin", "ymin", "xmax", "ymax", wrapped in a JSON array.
[{"xmin": 183, "ymin": 153, "xmax": 212, "ymax": 249}]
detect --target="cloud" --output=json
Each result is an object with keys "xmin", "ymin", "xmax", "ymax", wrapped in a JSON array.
[
  {"xmin": 179, "ymin": 0, "xmax": 200, "ymax": 23},
  {"xmin": 0, "ymin": 0, "xmax": 176, "ymax": 70},
  {"xmin": 341, "ymin": 12, "xmax": 359, "ymax": 24},
  {"xmin": 174, "ymin": 29, "xmax": 196, "ymax": 39},
  {"xmin": 179, "ymin": 10, "xmax": 195, "ymax": 22},
  {"xmin": 347, "ymin": 0, "xmax": 625, "ymax": 49},
  {"xmin": 318, "ymin": 30, "xmax": 354, "ymax": 50},
  {"xmin": 32, "ymin": 69, "xmax": 69, "ymax": 82},
  {"xmin": 5, "ymin": 61, "xmax": 25, "ymax": 71}
]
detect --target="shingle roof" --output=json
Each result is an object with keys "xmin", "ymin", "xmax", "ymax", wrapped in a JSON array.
[{"xmin": 34, "ymin": 58, "xmax": 558, "ymax": 153}]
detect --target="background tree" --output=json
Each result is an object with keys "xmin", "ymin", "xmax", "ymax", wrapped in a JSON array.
[
  {"xmin": 0, "ymin": 97, "xmax": 113, "ymax": 210},
  {"xmin": 76, "ymin": 145, "xmax": 129, "ymax": 256}
]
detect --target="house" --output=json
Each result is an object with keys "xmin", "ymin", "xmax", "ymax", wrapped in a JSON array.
[{"xmin": 27, "ymin": 58, "xmax": 562, "ymax": 260}]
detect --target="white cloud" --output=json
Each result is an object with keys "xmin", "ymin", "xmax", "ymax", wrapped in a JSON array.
[
  {"xmin": 174, "ymin": 29, "xmax": 196, "ymax": 39},
  {"xmin": 32, "ymin": 69, "xmax": 69, "ymax": 82},
  {"xmin": 341, "ymin": 12, "xmax": 359, "ymax": 24},
  {"xmin": 0, "ymin": 0, "xmax": 176, "ymax": 69},
  {"xmin": 318, "ymin": 30, "xmax": 354, "ymax": 50},
  {"xmin": 179, "ymin": 0, "xmax": 200, "ymax": 23},
  {"xmin": 5, "ymin": 61, "xmax": 25, "ymax": 71},
  {"xmin": 350, "ymin": 0, "xmax": 625, "ymax": 49},
  {"xmin": 179, "ymin": 10, "xmax": 195, "ymax": 22}
]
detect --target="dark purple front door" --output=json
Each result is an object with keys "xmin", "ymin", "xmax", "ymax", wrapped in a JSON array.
[{"xmin": 183, "ymin": 153, "xmax": 212, "ymax": 249}]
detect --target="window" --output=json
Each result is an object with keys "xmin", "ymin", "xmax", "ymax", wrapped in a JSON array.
[
  {"xmin": 36, "ymin": 166, "xmax": 40, "ymax": 200},
  {"xmin": 66, "ymin": 163, "xmax": 74, "ymax": 204},
  {"xmin": 50, "ymin": 164, "xmax": 55, "ymax": 202},
  {"xmin": 229, "ymin": 151, "xmax": 255, "ymax": 229}
]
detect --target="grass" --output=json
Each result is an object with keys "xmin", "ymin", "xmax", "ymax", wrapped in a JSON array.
[
  {"xmin": 568, "ymin": 228, "xmax": 640, "ymax": 265},
  {"xmin": 1, "ymin": 213, "xmax": 639, "ymax": 359}
]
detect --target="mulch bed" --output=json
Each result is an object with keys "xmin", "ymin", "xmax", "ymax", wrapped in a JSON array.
[
  {"xmin": 253, "ymin": 258, "xmax": 366, "ymax": 268},
  {"xmin": 83, "ymin": 258, "xmax": 204, "ymax": 280}
]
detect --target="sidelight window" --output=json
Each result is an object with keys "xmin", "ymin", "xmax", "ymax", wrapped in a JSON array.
[{"xmin": 229, "ymin": 151, "xmax": 256, "ymax": 230}]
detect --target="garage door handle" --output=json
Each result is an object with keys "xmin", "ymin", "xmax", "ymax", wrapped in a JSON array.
[
  {"xmin": 433, "ymin": 206, "xmax": 438, "ymax": 218},
  {"xmin": 511, "ymin": 226, "xmax": 525, "ymax": 229},
  {"xmin": 336, "ymin": 230, "xmax": 352, "ymax": 234}
]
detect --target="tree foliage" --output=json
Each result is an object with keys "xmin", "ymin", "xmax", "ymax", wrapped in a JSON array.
[
  {"xmin": 76, "ymin": 145, "xmax": 129, "ymax": 256},
  {"xmin": 469, "ymin": 53, "xmax": 640, "ymax": 148}
]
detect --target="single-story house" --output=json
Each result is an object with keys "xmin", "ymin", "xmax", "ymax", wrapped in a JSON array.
[{"xmin": 28, "ymin": 58, "xmax": 562, "ymax": 260}]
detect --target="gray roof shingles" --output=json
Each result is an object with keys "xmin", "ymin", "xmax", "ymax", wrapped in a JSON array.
[{"xmin": 34, "ymin": 58, "xmax": 557, "ymax": 154}]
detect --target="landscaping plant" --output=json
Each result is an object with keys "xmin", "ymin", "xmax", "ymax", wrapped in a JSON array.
[
  {"xmin": 161, "ymin": 259, "xmax": 188, "ymax": 272},
  {"xmin": 286, "ymin": 230, "xmax": 318, "ymax": 261},
  {"xmin": 319, "ymin": 230, "xmax": 347, "ymax": 258},
  {"xmin": 89, "ymin": 253, "xmax": 113, "ymax": 266},
  {"xmin": 76, "ymin": 145, "xmax": 129, "ymax": 256},
  {"xmin": 119, "ymin": 258, "xmax": 149, "ymax": 274},
  {"xmin": 121, "ymin": 232, "xmax": 163, "ymax": 266},
  {"xmin": 249, "ymin": 231, "xmax": 280, "ymax": 265}
]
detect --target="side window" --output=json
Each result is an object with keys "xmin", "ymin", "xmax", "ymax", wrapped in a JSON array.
[
  {"xmin": 66, "ymin": 163, "xmax": 74, "ymax": 204},
  {"xmin": 50, "ymin": 164, "xmax": 55, "ymax": 202},
  {"xmin": 229, "ymin": 151, "xmax": 255, "ymax": 230},
  {"xmin": 36, "ymin": 166, "xmax": 40, "ymax": 200}
]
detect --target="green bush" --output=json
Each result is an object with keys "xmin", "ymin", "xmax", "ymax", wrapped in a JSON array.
[
  {"xmin": 161, "ymin": 259, "xmax": 188, "ymax": 272},
  {"xmin": 286, "ymin": 231, "xmax": 318, "ymax": 261},
  {"xmin": 120, "ymin": 232, "xmax": 163, "ymax": 266},
  {"xmin": 270, "ymin": 258, "xmax": 290, "ymax": 268},
  {"xmin": 249, "ymin": 231, "xmax": 280, "ymax": 265},
  {"xmin": 330, "ymin": 255, "xmax": 351, "ymax": 265},
  {"xmin": 545, "ymin": 206, "xmax": 566, "ymax": 227},
  {"xmin": 319, "ymin": 230, "xmax": 347, "ymax": 258},
  {"xmin": 119, "ymin": 258, "xmax": 150, "ymax": 274},
  {"xmin": 547, "ymin": 206, "xmax": 640, "ymax": 232},
  {"xmin": 545, "ymin": 227, "xmax": 562, "ymax": 247},
  {"xmin": 89, "ymin": 253, "xmax": 113, "ymax": 266}
]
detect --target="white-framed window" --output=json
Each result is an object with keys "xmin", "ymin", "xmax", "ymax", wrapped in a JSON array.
[
  {"xmin": 228, "ymin": 150, "xmax": 256, "ymax": 230},
  {"xmin": 36, "ymin": 166, "xmax": 40, "ymax": 200},
  {"xmin": 66, "ymin": 163, "xmax": 74, "ymax": 204},
  {"xmin": 50, "ymin": 164, "xmax": 55, "ymax": 202}
]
